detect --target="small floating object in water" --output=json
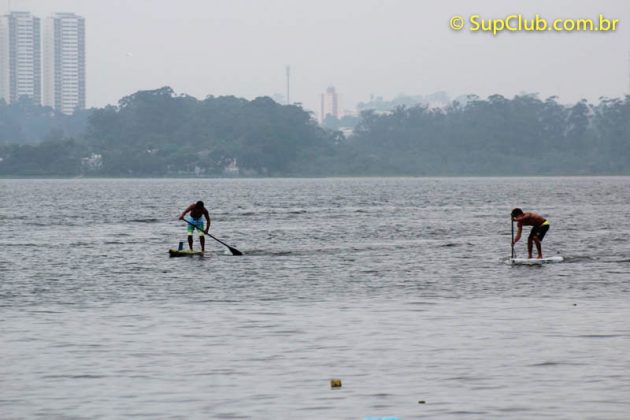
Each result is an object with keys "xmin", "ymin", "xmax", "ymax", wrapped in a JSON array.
[
  {"xmin": 330, "ymin": 378, "xmax": 342, "ymax": 388},
  {"xmin": 418, "ymin": 400, "xmax": 426, "ymax": 404}
]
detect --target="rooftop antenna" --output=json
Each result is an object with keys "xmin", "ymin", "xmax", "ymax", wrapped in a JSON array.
[{"xmin": 286, "ymin": 65, "xmax": 290, "ymax": 105}]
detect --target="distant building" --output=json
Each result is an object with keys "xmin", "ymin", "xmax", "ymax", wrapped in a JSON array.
[
  {"xmin": 0, "ymin": 11, "xmax": 41, "ymax": 104},
  {"xmin": 356, "ymin": 92, "xmax": 451, "ymax": 114},
  {"xmin": 320, "ymin": 86, "xmax": 342, "ymax": 124},
  {"xmin": 223, "ymin": 158, "xmax": 240, "ymax": 176},
  {"xmin": 80, "ymin": 153, "xmax": 102, "ymax": 172},
  {"xmin": 339, "ymin": 127, "xmax": 354, "ymax": 138},
  {"xmin": 43, "ymin": 13, "xmax": 85, "ymax": 114}
]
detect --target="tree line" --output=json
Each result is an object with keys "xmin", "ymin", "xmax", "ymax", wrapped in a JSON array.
[
  {"xmin": 345, "ymin": 94, "xmax": 630, "ymax": 175},
  {"xmin": 0, "ymin": 88, "xmax": 628, "ymax": 176}
]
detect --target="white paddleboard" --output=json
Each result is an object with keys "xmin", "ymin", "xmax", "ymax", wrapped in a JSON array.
[{"xmin": 508, "ymin": 256, "xmax": 564, "ymax": 265}]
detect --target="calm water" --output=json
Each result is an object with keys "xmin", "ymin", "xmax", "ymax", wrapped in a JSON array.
[{"xmin": 1, "ymin": 177, "xmax": 629, "ymax": 419}]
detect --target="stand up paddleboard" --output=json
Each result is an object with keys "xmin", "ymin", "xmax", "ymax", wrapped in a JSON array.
[
  {"xmin": 508, "ymin": 256, "xmax": 564, "ymax": 265},
  {"xmin": 169, "ymin": 249, "xmax": 204, "ymax": 257}
]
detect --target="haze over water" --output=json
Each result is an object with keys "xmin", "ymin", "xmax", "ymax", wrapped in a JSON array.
[{"xmin": 1, "ymin": 177, "xmax": 629, "ymax": 419}]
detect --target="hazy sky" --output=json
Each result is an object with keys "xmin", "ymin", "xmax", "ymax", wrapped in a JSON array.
[{"xmin": 5, "ymin": 0, "xmax": 630, "ymax": 112}]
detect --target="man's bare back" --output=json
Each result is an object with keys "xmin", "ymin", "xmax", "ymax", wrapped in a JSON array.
[
  {"xmin": 514, "ymin": 211, "xmax": 546, "ymax": 227},
  {"xmin": 189, "ymin": 206, "xmax": 206, "ymax": 220}
]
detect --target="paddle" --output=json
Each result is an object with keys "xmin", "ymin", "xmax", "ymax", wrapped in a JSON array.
[
  {"xmin": 182, "ymin": 218, "xmax": 243, "ymax": 256},
  {"xmin": 511, "ymin": 217, "xmax": 516, "ymax": 259}
]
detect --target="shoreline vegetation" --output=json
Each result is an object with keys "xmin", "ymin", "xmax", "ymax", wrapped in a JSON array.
[{"xmin": 1, "ymin": 87, "xmax": 628, "ymax": 177}]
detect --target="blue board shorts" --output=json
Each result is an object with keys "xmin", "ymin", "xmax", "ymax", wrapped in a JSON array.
[{"xmin": 186, "ymin": 216, "xmax": 205, "ymax": 236}]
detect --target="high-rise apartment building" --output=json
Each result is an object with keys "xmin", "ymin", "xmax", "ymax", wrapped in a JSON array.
[
  {"xmin": 320, "ymin": 86, "xmax": 341, "ymax": 124},
  {"xmin": 43, "ymin": 13, "xmax": 85, "ymax": 114},
  {"xmin": 0, "ymin": 11, "xmax": 41, "ymax": 104}
]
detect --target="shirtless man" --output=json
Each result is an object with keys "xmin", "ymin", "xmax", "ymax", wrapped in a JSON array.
[
  {"xmin": 511, "ymin": 208, "xmax": 551, "ymax": 259},
  {"xmin": 179, "ymin": 201, "xmax": 211, "ymax": 252}
]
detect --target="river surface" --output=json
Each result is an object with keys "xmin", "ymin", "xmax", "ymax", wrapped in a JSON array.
[{"xmin": 1, "ymin": 177, "xmax": 629, "ymax": 419}]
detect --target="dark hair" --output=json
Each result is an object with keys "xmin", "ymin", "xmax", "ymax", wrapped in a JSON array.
[
  {"xmin": 511, "ymin": 208, "xmax": 523, "ymax": 217},
  {"xmin": 195, "ymin": 201, "xmax": 204, "ymax": 208}
]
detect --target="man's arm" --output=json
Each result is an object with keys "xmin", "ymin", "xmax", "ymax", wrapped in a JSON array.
[
  {"xmin": 513, "ymin": 222, "xmax": 523, "ymax": 244},
  {"xmin": 179, "ymin": 204, "xmax": 194, "ymax": 220},
  {"xmin": 203, "ymin": 209, "xmax": 211, "ymax": 234}
]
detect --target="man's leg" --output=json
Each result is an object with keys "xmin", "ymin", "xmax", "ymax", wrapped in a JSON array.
[
  {"xmin": 200, "ymin": 235, "xmax": 205, "ymax": 252},
  {"xmin": 188, "ymin": 235, "xmax": 193, "ymax": 250},
  {"xmin": 535, "ymin": 224, "xmax": 549, "ymax": 259},
  {"xmin": 533, "ymin": 237, "xmax": 543, "ymax": 259},
  {"xmin": 527, "ymin": 236, "xmax": 534, "ymax": 258}
]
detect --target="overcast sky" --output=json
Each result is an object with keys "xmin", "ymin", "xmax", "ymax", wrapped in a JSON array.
[{"xmin": 5, "ymin": 0, "xmax": 630, "ymax": 112}]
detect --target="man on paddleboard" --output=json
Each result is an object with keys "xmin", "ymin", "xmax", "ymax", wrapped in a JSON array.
[
  {"xmin": 511, "ymin": 208, "xmax": 550, "ymax": 259},
  {"xmin": 179, "ymin": 201, "xmax": 211, "ymax": 252}
]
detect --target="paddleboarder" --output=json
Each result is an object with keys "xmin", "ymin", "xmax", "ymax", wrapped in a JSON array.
[
  {"xmin": 511, "ymin": 208, "xmax": 550, "ymax": 259},
  {"xmin": 179, "ymin": 201, "xmax": 211, "ymax": 252}
]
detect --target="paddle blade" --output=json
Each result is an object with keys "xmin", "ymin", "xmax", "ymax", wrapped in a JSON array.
[{"xmin": 228, "ymin": 246, "xmax": 243, "ymax": 256}]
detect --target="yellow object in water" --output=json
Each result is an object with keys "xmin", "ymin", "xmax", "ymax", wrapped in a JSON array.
[{"xmin": 330, "ymin": 378, "xmax": 342, "ymax": 388}]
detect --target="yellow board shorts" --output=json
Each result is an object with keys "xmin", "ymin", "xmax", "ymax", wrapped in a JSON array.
[{"xmin": 529, "ymin": 219, "xmax": 550, "ymax": 241}]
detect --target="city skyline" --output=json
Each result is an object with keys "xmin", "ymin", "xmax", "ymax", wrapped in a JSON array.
[
  {"xmin": 1, "ymin": 0, "xmax": 629, "ymax": 114},
  {"xmin": 0, "ymin": 9, "xmax": 85, "ymax": 114}
]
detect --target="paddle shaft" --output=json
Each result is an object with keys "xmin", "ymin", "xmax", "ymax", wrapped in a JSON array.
[
  {"xmin": 182, "ymin": 218, "xmax": 242, "ymax": 256},
  {"xmin": 511, "ymin": 218, "xmax": 515, "ymax": 259}
]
